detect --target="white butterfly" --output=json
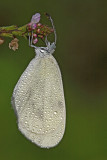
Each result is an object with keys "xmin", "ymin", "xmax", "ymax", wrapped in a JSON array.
[{"xmin": 11, "ymin": 16, "xmax": 66, "ymax": 148}]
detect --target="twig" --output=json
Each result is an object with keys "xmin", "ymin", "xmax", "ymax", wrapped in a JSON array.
[{"xmin": 0, "ymin": 12, "xmax": 54, "ymax": 51}]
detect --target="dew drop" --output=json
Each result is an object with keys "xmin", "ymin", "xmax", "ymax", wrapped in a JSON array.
[
  {"xmin": 36, "ymin": 125, "xmax": 38, "ymax": 128},
  {"xmin": 41, "ymin": 114, "xmax": 43, "ymax": 117},
  {"xmin": 54, "ymin": 111, "xmax": 57, "ymax": 115}
]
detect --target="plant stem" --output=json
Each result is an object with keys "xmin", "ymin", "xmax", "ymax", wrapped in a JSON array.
[{"xmin": 0, "ymin": 24, "xmax": 53, "ymax": 39}]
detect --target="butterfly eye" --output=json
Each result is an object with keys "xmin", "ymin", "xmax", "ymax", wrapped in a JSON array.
[
  {"xmin": 40, "ymin": 47, "xmax": 46, "ymax": 53},
  {"xmin": 40, "ymin": 49, "xmax": 45, "ymax": 53}
]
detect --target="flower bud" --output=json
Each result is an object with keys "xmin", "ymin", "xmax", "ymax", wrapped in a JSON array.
[
  {"xmin": 38, "ymin": 35, "xmax": 44, "ymax": 39},
  {"xmin": 36, "ymin": 28, "xmax": 40, "ymax": 33},
  {"xmin": 31, "ymin": 13, "xmax": 41, "ymax": 24},
  {"xmin": 27, "ymin": 22, "xmax": 32, "ymax": 31},
  {"xmin": 37, "ymin": 23, "xmax": 41, "ymax": 27},
  {"xmin": 32, "ymin": 23, "xmax": 37, "ymax": 30},
  {"xmin": 33, "ymin": 33, "xmax": 37, "ymax": 38},
  {"xmin": 33, "ymin": 38, "xmax": 38, "ymax": 44}
]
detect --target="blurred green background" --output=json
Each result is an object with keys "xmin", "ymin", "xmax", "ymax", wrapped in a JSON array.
[{"xmin": 0, "ymin": 0, "xmax": 107, "ymax": 160}]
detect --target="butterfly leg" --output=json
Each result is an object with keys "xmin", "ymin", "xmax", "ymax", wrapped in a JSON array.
[
  {"xmin": 28, "ymin": 31, "xmax": 38, "ymax": 49},
  {"xmin": 45, "ymin": 35, "xmax": 49, "ymax": 46}
]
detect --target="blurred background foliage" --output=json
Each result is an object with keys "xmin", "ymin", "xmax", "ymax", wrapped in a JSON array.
[{"xmin": 0, "ymin": 0, "xmax": 107, "ymax": 160}]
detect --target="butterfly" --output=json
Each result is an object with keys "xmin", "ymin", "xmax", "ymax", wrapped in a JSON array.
[{"xmin": 11, "ymin": 15, "xmax": 66, "ymax": 148}]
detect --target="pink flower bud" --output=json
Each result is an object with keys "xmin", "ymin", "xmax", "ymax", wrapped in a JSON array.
[
  {"xmin": 32, "ymin": 23, "xmax": 37, "ymax": 29},
  {"xmin": 40, "ymin": 25, "xmax": 44, "ymax": 28},
  {"xmin": 33, "ymin": 38, "xmax": 38, "ymax": 44},
  {"xmin": 27, "ymin": 22, "xmax": 32, "ymax": 27},
  {"xmin": 27, "ymin": 22, "xmax": 33, "ymax": 31},
  {"xmin": 33, "ymin": 33, "xmax": 37, "ymax": 38},
  {"xmin": 37, "ymin": 28, "xmax": 40, "ymax": 33},
  {"xmin": 37, "ymin": 23, "xmax": 41, "ymax": 27},
  {"xmin": 40, "ymin": 35, "xmax": 43, "ymax": 39}
]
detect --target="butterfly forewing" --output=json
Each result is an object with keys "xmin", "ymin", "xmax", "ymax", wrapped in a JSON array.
[{"xmin": 12, "ymin": 54, "xmax": 66, "ymax": 148}]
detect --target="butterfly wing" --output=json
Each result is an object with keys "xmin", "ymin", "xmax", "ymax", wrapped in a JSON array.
[{"xmin": 12, "ymin": 54, "xmax": 66, "ymax": 148}]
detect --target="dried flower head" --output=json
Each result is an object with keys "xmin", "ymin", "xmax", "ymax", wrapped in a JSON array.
[
  {"xmin": 0, "ymin": 37, "xmax": 4, "ymax": 45},
  {"xmin": 9, "ymin": 38, "xmax": 19, "ymax": 51}
]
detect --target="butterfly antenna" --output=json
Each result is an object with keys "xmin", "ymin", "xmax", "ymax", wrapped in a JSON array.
[{"xmin": 45, "ymin": 13, "xmax": 57, "ymax": 45}]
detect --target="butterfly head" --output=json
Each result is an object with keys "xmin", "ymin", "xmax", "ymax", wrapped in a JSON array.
[{"xmin": 35, "ymin": 42, "xmax": 56, "ymax": 57}]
